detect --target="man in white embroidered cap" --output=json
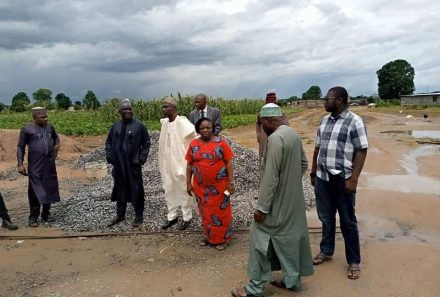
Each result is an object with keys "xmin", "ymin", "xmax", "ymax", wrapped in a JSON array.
[
  {"xmin": 231, "ymin": 103, "xmax": 313, "ymax": 297},
  {"xmin": 17, "ymin": 107, "xmax": 61, "ymax": 227},
  {"xmin": 105, "ymin": 99, "xmax": 151, "ymax": 228},
  {"xmin": 158, "ymin": 97, "xmax": 197, "ymax": 230}
]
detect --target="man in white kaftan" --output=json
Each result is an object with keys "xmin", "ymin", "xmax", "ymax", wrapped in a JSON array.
[{"xmin": 159, "ymin": 97, "xmax": 197, "ymax": 230}]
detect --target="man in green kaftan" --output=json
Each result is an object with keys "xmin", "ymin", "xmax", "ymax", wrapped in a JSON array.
[{"xmin": 232, "ymin": 103, "xmax": 314, "ymax": 297}]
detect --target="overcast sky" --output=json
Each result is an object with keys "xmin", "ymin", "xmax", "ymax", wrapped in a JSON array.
[{"xmin": 1, "ymin": 0, "xmax": 439, "ymax": 103}]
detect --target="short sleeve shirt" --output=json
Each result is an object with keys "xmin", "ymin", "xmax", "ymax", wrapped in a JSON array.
[{"xmin": 315, "ymin": 109, "xmax": 368, "ymax": 180}]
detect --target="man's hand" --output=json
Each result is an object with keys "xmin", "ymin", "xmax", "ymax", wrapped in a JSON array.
[
  {"xmin": 345, "ymin": 177, "xmax": 358, "ymax": 194},
  {"xmin": 254, "ymin": 210, "xmax": 266, "ymax": 223},
  {"xmin": 17, "ymin": 165, "xmax": 28, "ymax": 176},
  {"xmin": 310, "ymin": 172, "xmax": 316, "ymax": 186}
]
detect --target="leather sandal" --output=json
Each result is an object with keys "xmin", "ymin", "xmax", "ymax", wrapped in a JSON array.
[
  {"xmin": 270, "ymin": 279, "xmax": 301, "ymax": 292},
  {"xmin": 313, "ymin": 252, "xmax": 332, "ymax": 265},
  {"xmin": 231, "ymin": 287, "xmax": 259, "ymax": 297},
  {"xmin": 347, "ymin": 263, "xmax": 361, "ymax": 280}
]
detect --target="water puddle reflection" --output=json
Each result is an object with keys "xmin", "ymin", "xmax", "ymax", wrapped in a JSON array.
[{"xmin": 367, "ymin": 145, "xmax": 440, "ymax": 194}]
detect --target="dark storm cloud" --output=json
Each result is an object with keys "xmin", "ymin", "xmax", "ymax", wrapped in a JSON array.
[{"xmin": 1, "ymin": 0, "xmax": 440, "ymax": 103}]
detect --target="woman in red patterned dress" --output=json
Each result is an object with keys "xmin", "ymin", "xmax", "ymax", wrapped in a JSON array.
[{"xmin": 186, "ymin": 118, "xmax": 235, "ymax": 251}]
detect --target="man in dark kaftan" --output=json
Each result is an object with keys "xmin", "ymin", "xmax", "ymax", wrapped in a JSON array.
[
  {"xmin": 105, "ymin": 99, "xmax": 151, "ymax": 227},
  {"xmin": 17, "ymin": 107, "xmax": 60, "ymax": 227}
]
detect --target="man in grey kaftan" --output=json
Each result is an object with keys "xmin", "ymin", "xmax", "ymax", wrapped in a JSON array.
[
  {"xmin": 17, "ymin": 107, "xmax": 60, "ymax": 227},
  {"xmin": 232, "ymin": 103, "xmax": 313, "ymax": 297}
]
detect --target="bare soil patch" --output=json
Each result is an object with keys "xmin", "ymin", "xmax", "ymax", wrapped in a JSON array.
[{"xmin": 1, "ymin": 109, "xmax": 440, "ymax": 297}]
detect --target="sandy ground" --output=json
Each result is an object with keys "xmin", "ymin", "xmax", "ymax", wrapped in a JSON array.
[{"xmin": 1, "ymin": 108, "xmax": 439, "ymax": 297}]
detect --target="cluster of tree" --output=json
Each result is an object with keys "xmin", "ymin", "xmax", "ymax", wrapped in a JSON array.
[
  {"xmin": 8, "ymin": 89, "xmax": 101, "ymax": 112},
  {"xmin": 377, "ymin": 59, "xmax": 415, "ymax": 99},
  {"xmin": 302, "ymin": 86, "xmax": 322, "ymax": 100}
]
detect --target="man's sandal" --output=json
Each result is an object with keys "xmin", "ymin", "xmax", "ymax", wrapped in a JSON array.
[
  {"xmin": 347, "ymin": 263, "xmax": 361, "ymax": 280},
  {"xmin": 270, "ymin": 279, "xmax": 301, "ymax": 292},
  {"xmin": 231, "ymin": 287, "xmax": 259, "ymax": 297},
  {"xmin": 312, "ymin": 252, "xmax": 332, "ymax": 265}
]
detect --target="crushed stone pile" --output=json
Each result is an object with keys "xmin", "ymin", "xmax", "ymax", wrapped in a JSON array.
[{"xmin": 50, "ymin": 132, "xmax": 315, "ymax": 233}]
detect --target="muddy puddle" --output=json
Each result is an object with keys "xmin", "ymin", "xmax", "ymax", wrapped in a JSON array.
[
  {"xmin": 367, "ymin": 145, "xmax": 440, "ymax": 194},
  {"xmin": 381, "ymin": 130, "xmax": 440, "ymax": 140}
]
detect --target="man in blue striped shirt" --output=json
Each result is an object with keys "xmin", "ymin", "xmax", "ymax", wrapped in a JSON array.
[{"xmin": 310, "ymin": 86, "xmax": 368, "ymax": 280}]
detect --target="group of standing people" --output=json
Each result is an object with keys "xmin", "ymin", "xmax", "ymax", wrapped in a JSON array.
[
  {"xmin": 2, "ymin": 87, "xmax": 368, "ymax": 296},
  {"xmin": 103, "ymin": 93, "xmax": 233, "ymax": 251}
]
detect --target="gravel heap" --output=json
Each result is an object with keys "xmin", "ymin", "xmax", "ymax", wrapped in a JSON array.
[{"xmin": 52, "ymin": 132, "xmax": 315, "ymax": 233}]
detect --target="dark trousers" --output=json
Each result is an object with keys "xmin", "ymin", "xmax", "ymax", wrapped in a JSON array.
[
  {"xmin": 28, "ymin": 184, "xmax": 51, "ymax": 219},
  {"xmin": 0, "ymin": 192, "xmax": 11, "ymax": 221},
  {"xmin": 315, "ymin": 175, "xmax": 361, "ymax": 264},
  {"xmin": 116, "ymin": 198, "xmax": 144, "ymax": 218}
]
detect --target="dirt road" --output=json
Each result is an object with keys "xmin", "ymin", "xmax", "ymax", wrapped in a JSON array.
[{"xmin": 1, "ymin": 108, "xmax": 439, "ymax": 297}]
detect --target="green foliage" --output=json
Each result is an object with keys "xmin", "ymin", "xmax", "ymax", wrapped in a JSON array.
[
  {"xmin": 377, "ymin": 59, "xmax": 415, "ymax": 99},
  {"xmin": 55, "ymin": 93, "xmax": 72, "ymax": 110},
  {"xmin": 302, "ymin": 86, "xmax": 322, "ymax": 99},
  {"xmin": 0, "ymin": 97, "xmax": 278, "ymax": 136},
  {"xmin": 0, "ymin": 102, "xmax": 7, "ymax": 112},
  {"xmin": 33, "ymin": 88, "xmax": 53, "ymax": 106},
  {"xmin": 83, "ymin": 90, "xmax": 101, "ymax": 110},
  {"xmin": 11, "ymin": 92, "xmax": 30, "ymax": 112}
]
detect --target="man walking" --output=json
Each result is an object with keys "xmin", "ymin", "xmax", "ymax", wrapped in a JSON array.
[
  {"xmin": 0, "ymin": 192, "xmax": 18, "ymax": 230},
  {"xmin": 17, "ymin": 107, "xmax": 60, "ymax": 227},
  {"xmin": 105, "ymin": 99, "xmax": 151, "ymax": 227},
  {"xmin": 189, "ymin": 93, "xmax": 222, "ymax": 136},
  {"xmin": 310, "ymin": 86, "xmax": 368, "ymax": 280},
  {"xmin": 158, "ymin": 97, "xmax": 197, "ymax": 230},
  {"xmin": 232, "ymin": 103, "xmax": 313, "ymax": 297}
]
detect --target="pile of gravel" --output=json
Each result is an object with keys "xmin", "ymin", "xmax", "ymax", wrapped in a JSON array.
[{"xmin": 51, "ymin": 132, "xmax": 315, "ymax": 233}]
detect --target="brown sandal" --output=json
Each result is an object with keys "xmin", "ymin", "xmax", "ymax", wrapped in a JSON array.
[
  {"xmin": 312, "ymin": 252, "xmax": 332, "ymax": 265},
  {"xmin": 347, "ymin": 263, "xmax": 361, "ymax": 280},
  {"xmin": 270, "ymin": 279, "xmax": 301, "ymax": 292}
]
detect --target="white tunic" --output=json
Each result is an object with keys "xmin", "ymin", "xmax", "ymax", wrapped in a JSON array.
[{"xmin": 158, "ymin": 115, "xmax": 197, "ymax": 220}]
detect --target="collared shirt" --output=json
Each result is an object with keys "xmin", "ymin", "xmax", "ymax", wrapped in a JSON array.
[
  {"xmin": 315, "ymin": 108, "xmax": 368, "ymax": 181},
  {"xmin": 199, "ymin": 106, "xmax": 208, "ymax": 119}
]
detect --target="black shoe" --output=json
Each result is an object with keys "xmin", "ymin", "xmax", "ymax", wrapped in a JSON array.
[
  {"xmin": 178, "ymin": 220, "xmax": 191, "ymax": 231},
  {"xmin": 41, "ymin": 214, "xmax": 55, "ymax": 223},
  {"xmin": 28, "ymin": 217, "xmax": 39, "ymax": 228},
  {"xmin": 132, "ymin": 216, "xmax": 143, "ymax": 227},
  {"xmin": 2, "ymin": 219, "xmax": 18, "ymax": 230},
  {"xmin": 107, "ymin": 216, "xmax": 125, "ymax": 227},
  {"xmin": 161, "ymin": 218, "xmax": 178, "ymax": 230}
]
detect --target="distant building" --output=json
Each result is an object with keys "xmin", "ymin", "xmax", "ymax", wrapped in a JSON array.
[
  {"xmin": 401, "ymin": 92, "xmax": 440, "ymax": 106},
  {"xmin": 294, "ymin": 99, "xmax": 324, "ymax": 108}
]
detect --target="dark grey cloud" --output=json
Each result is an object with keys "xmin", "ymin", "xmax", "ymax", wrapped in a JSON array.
[{"xmin": 1, "ymin": 0, "xmax": 440, "ymax": 104}]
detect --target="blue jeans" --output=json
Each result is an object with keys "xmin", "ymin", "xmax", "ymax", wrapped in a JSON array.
[{"xmin": 315, "ymin": 176, "xmax": 360, "ymax": 264}]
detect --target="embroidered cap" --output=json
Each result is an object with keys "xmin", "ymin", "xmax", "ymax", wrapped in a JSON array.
[
  {"xmin": 260, "ymin": 103, "xmax": 282, "ymax": 117},
  {"xmin": 31, "ymin": 107, "xmax": 47, "ymax": 116},
  {"xmin": 162, "ymin": 96, "xmax": 177, "ymax": 107}
]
